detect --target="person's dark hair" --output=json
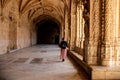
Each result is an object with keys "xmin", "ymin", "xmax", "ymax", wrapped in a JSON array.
[{"xmin": 62, "ymin": 38, "xmax": 64, "ymax": 40}]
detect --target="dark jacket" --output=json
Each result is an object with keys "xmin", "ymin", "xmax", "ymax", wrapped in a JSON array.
[{"xmin": 60, "ymin": 41, "xmax": 67, "ymax": 49}]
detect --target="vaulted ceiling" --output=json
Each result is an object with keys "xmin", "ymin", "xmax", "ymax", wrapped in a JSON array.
[
  {"xmin": 19, "ymin": 0, "xmax": 64, "ymax": 22},
  {"xmin": 0, "ymin": 0, "xmax": 70, "ymax": 25}
]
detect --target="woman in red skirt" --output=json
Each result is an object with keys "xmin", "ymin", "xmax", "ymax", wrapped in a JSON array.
[{"xmin": 60, "ymin": 38, "xmax": 67, "ymax": 62}]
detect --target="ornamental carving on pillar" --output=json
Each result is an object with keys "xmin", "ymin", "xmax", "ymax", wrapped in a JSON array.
[
  {"xmin": 81, "ymin": 0, "xmax": 90, "ymax": 62},
  {"xmin": 82, "ymin": 0, "xmax": 89, "ymax": 39}
]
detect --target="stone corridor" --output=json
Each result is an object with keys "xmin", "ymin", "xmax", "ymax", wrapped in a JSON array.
[{"xmin": 0, "ymin": 45, "xmax": 88, "ymax": 80}]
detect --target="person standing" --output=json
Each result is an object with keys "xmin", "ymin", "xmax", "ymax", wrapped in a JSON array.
[{"xmin": 60, "ymin": 38, "xmax": 67, "ymax": 62}]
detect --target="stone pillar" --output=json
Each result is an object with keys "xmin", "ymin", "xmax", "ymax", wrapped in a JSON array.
[
  {"xmin": 76, "ymin": 2, "xmax": 83, "ymax": 47},
  {"xmin": 67, "ymin": 0, "xmax": 71, "ymax": 49},
  {"xmin": 76, "ymin": 5, "xmax": 80, "ymax": 47},
  {"xmin": 69, "ymin": 0, "xmax": 77, "ymax": 50},
  {"xmin": 117, "ymin": 0, "xmax": 120, "ymax": 66},
  {"xmin": 101, "ymin": 0, "xmax": 119, "ymax": 66},
  {"xmin": 87, "ymin": 0, "xmax": 101, "ymax": 65},
  {"xmin": 64, "ymin": 7, "xmax": 69, "ymax": 41},
  {"xmin": 60, "ymin": 20, "xmax": 64, "ymax": 41}
]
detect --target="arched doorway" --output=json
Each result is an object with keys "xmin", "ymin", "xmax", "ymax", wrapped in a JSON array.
[{"xmin": 36, "ymin": 19, "xmax": 60, "ymax": 44}]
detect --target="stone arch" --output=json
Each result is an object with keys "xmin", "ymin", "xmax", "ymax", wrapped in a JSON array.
[{"xmin": 34, "ymin": 14, "xmax": 61, "ymax": 44}]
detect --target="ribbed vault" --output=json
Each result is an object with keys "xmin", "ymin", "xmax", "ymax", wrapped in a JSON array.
[{"xmin": 18, "ymin": 0, "xmax": 65, "ymax": 24}]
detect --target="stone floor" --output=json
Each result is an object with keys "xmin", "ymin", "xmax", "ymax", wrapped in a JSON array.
[{"xmin": 0, "ymin": 45, "xmax": 88, "ymax": 80}]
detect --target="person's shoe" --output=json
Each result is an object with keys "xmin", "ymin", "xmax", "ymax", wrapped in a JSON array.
[{"xmin": 62, "ymin": 59, "xmax": 65, "ymax": 62}]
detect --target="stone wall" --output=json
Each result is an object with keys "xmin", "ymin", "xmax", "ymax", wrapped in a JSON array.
[
  {"xmin": 17, "ymin": 13, "xmax": 32, "ymax": 49},
  {"xmin": 0, "ymin": 0, "xmax": 18, "ymax": 54},
  {"xmin": 0, "ymin": 1, "xmax": 36, "ymax": 54}
]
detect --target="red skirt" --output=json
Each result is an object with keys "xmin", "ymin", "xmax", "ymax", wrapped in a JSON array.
[{"xmin": 60, "ymin": 49, "xmax": 67, "ymax": 59}]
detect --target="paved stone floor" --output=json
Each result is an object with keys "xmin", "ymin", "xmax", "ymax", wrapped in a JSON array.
[{"xmin": 0, "ymin": 45, "xmax": 88, "ymax": 80}]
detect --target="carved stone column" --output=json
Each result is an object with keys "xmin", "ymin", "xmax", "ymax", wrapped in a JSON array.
[
  {"xmin": 69, "ymin": 0, "xmax": 77, "ymax": 50},
  {"xmin": 117, "ymin": 0, "xmax": 120, "ymax": 66},
  {"xmin": 64, "ymin": 7, "xmax": 69, "ymax": 41},
  {"xmin": 87, "ymin": 0, "xmax": 101, "ymax": 65},
  {"xmin": 101, "ymin": 0, "xmax": 119, "ymax": 66}
]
